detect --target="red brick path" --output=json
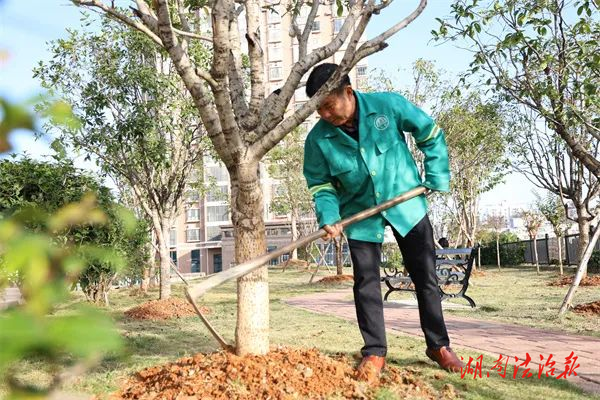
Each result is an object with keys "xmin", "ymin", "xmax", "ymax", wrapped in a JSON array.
[{"xmin": 285, "ymin": 289, "xmax": 600, "ymax": 395}]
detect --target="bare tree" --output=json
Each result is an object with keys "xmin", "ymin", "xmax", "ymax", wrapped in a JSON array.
[
  {"xmin": 484, "ymin": 212, "xmax": 506, "ymax": 270},
  {"xmin": 70, "ymin": 0, "xmax": 429, "ymax": 355},
  {"xmin": 521, "ymin": 209, "xmax": 545, "ymax": 274},
  {"xmin": 512, "ymin": 114, "xmax": 599, "ymax": 277},
  {"xmin": 535, "ymin": 191, "xmax": 569, "ymax": 275}
]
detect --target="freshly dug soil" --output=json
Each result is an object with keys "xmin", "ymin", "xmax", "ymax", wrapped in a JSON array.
[
  {"xmin": 113, "ymin": 347, "xmax": 439, "ymax": 400},
  {"xmin": 282, "ymin": 259, "xmax": 310, "ymax": 270},
  {"xmin": 470, "ymin": 270, "xmax": 486, "ymax": 277},
  {"xmin": 317, "ymin": 274, "xmax": 354, "ymax": 284},
  {"xmin": 124, "ymin": 298, "xmax": 210, "ymax": 321},
  {"xmin": 548, "ymin": 275, "xmax": 600, "ymax": 287},
  {"xmin": 573, "ymin": 300, "xmax": 600, "ymax": 316}
]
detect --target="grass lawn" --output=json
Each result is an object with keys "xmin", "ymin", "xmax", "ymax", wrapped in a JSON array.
[
  {"xmin": 445, "ymin": 265, "xmax": 600, "ymax": 338},
  {"xmin": 3, "ymin": 266, "xmax": 599, "ymax": 399}
]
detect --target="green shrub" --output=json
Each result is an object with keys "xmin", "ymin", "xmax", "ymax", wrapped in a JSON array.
[{"xmin": 589, "ymin": 250, "xmax": 600, "ymax": 273}]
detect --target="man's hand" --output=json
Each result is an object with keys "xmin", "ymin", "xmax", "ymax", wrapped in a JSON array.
[{"xmin": 322, "ymin": 223, "xmax": 343, "ymax": 240}]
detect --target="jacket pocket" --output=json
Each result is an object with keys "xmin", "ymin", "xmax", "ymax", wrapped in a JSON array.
[{"xmin": 329, "ymin": 153, "xmax": 361, "ymax": 191}]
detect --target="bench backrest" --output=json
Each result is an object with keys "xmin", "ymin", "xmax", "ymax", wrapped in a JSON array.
[{"xmin": 435, "ymin": 247, "xmax": 478, "ymax": 282}]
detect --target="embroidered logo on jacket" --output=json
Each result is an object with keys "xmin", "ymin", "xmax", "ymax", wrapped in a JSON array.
[{"xmin": 374, "ymin": 115, "xmax": 389, "ymax": 130}]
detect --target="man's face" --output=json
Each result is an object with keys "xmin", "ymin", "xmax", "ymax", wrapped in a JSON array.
[{"xmin": 316, "ymin": 86, "xmax": 355, "ymax": 127}]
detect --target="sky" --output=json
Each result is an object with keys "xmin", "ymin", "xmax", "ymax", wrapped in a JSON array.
[{"xmin": 0, "ymin": 0, "xmax": 539, "ymax": 207}]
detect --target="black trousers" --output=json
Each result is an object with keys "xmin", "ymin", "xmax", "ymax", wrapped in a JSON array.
[{"xmin": 348, "ymin": 215, "xmax": 450, "ymax": 357}]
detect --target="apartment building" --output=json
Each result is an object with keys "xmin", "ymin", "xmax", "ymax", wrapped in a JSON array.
[{"xmin": 170, "ymin": 1, "xmax": 368, "ymax": 274}]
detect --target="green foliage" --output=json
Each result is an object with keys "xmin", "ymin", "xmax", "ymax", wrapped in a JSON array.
[
  {"xmin": 0, "ymin": 99, "xmax": 35, "ymax": 153},
  {"xmin": 535, "ymin": 192, "xmax": 568, "ymax": 236},
  {"xmin": 433, "ymin": 0, "xmax": 600, "ymax": 175},
  {"xmin": 265, "ymin": 127, "xmax": 314, "ymax": 220},
  {"xmin": 477, "ymin": 229, "xmax": 519, "ymax": 245},
  {"xmin": 0, "ymin": 157, "xmax": 149, "ymax": 301},
  {"xmin": 480, "ymin": 241, "xmax": 526, "ymax": 266},
  {"xmin": 589, "ymin": 250, "xmax": 600, "ymax": 273},
  {"xmin": 0, "ymin": 96, "xmax": 127, "ymax": 397},
  {"xmin": 33, "ymin": 14, "xmax": 208, "ymax": 189}
]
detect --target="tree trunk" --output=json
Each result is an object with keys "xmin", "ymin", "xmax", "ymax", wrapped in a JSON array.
[
  {"xmin": 231, "ymin": 161, "xmax": 269, "ymax": 356},
  {"xmin": 559, "ymin": 224, "xmax": 600, "ymax": 315},
  {"xmin": 291, "ymin": 211, "xmax": 298, "ymax": 260},
  {"xmin": 557, "ymin": 233, "xmax": 564, "ymax": 275},
  {"xmin": 141, "ymin": 241, "xmax": 153, "ymax": 293},
  {"xmin": 533, "ymin": 237, "xmax": 540, "ymax": 274},
  {"xmin": 335, "ymin": 237, "xmax": 343, "ymax": 276},
  {"xmin": 155, "ymin": 223, "xmax": 172, "ymax": 299},
  {"xmin": 576, "ymin": 216, "xmax": 590, "ymax": 278},
  {"xmin": 495, "ymin": 234, "xmax": 501, "ymax": 270}
]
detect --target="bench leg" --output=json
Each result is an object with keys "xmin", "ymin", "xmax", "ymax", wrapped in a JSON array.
[{"xmin": 463, "ymin": 294, "xmax": 476, "ymax": 308}]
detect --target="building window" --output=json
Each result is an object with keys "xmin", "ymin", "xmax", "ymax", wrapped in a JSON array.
[
  {"xmin": 169, "ymin": 228, "xmax": 177, "ymax": 248},
  {"xmin": 356, "ymin": 65, "xmax": 367, "ymax": 77},
  {"xmin": 206, "ymin": 165, "xmax": 229, "ymax": 182},
  {"xmin": 267, "ymin": 7, "xmax": 281, "ymax": 23},
  {"xmin": 334, "ymin": 18, "xmax": 343, "ymax": 33},
  {"xmin": 311, "ymin": 20, "xmax": 320, "ymax": 32},
  {"xmin": 268, "ymin": 24, "xmax": 281, "ymax": 42},
  {"xmin": 185, "ymin": 190, "xmax": 200, "ymax": 203},
  {"xmin": 186, "ymin": 228, "xmax": 200, "ymax": 242},
  {"xmin": 206, "ymin": 226, "xmax": 222, "ymax": 241},
  {"xmin": 207, "ymin": 205, "xmax": 229, "ymax": 222},
  {"xmin": 186, "ymin": 208, "xmax": 200, "ymax": 222},
  {"xmin": 191, "ymin": 249, "xmax": 201, "ymax": 273},
  {"xmin": 268, "ymin": 42, "xmax": 282, "ymax": 61},
  {"xmin": 269, "ymin": 62, "xmax": 283, "ymax": 80},
  {"xmin": 207, "ymin": 185, "xmax": 228, "ymax": 202},
  {"xmin": 170, "ymin": 250, "xmax": 177, "ymax": 266}
]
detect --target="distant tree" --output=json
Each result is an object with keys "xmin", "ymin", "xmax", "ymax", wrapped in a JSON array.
[
  {"xmin": 438, "ymin": 94, "xmax": 509, "ymax": 247},
  {"xmin": 0, "ymin": 157, "xmax": 147, "ymax": 304},
  {"xmin": 35, "ymin": 16, "xmax": 210, "ymax": 300},
  {"xmin": 435, "ymin": 0, "xmax": 600, "ymax": 314},
  {"xmin": 484, "ymin": 212, "xmax": 506, "ymax": 270},
  {"xmin": 535, "ymin": 192, "xmax": 569, "ymax": 275},
  {"xmin": 521, "ymin": 210, "xmax": 545, "ymax": 274}
]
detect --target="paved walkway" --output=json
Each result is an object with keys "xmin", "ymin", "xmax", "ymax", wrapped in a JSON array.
[{"xmin": 284, "ymin": 289, "xmax": 600, "ymax": 395}]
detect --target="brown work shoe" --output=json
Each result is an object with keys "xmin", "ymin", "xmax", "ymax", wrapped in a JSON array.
[
  {"xmin": 355, "ymin": 355, "xmax": 386, "ymax": 383},
  {"xmin": 425, "ymin": 346, "xmax": 464, "ymax": 373}
]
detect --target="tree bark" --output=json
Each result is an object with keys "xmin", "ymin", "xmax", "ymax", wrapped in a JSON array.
[
  {"xmin": 576, "ymin": 214, "xmax": 590, "ymax": 278},
  {"xmin": 556, "ymin": 232, "xmax": 564, "ymax": 275},
  {"xmin": 155, "ymin": 222, "xmax": 172, "ymax": 299},
  {"xmin": 291, "ymin": 211, "xmax": 298, "ymax": 260},
  {"xmin": 231, "ymin": 161, "xmax": 269, "ymax": 356},
  {"xmin": 559, "ymin": 224, "xmax": 600, "ymax": 314},
  {"xmin": 335, "ymin": 237, "xmax": 343, "ymax": 276}
]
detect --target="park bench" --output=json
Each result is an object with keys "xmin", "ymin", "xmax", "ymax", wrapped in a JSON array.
[{"xmin": 381, "ymin": 247, "xmax": 477, "ymax": 308}]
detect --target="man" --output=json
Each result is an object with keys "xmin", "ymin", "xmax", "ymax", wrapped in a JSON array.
[{"xmin": 302, "ymin": 63, "xmax": 463, "ymax": 376}]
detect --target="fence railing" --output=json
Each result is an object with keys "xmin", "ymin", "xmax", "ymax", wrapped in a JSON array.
[{"xmin": 495, "ymin": 232, "xmax": 600, "ymax": 265}]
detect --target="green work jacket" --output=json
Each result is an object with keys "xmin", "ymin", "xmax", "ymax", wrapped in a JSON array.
[{"xmin": 303, "ymin": 91, "xmax": 450, "ymax": 242}]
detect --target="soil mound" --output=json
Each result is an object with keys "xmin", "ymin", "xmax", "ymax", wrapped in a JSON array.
[
  {"xmin": 317, "ymin": 274, "xmax": 354, "ymax": 284},
  {"xmin": 548, "ymin": 275, "xmax": 600, "ymax": 287},
  {"xmin": 573, "ymin": 300, "xmax": 600, "ymax": 316},
  {"xmin": 124, "ymin": 298, "xmax": 209, "ymax": 321},
  {"xmin": 114, "ymin": 347, "xmax": 439, "ymax": 400}
]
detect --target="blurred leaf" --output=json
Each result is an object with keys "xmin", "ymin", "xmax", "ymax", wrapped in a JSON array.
[
  {"xmin": 47, "ymin": 193, "xmax": 107, "ymax": 232},
  {"xmin": 0, "ymin": 99, "xmax": 35, "ymax": 153}
]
